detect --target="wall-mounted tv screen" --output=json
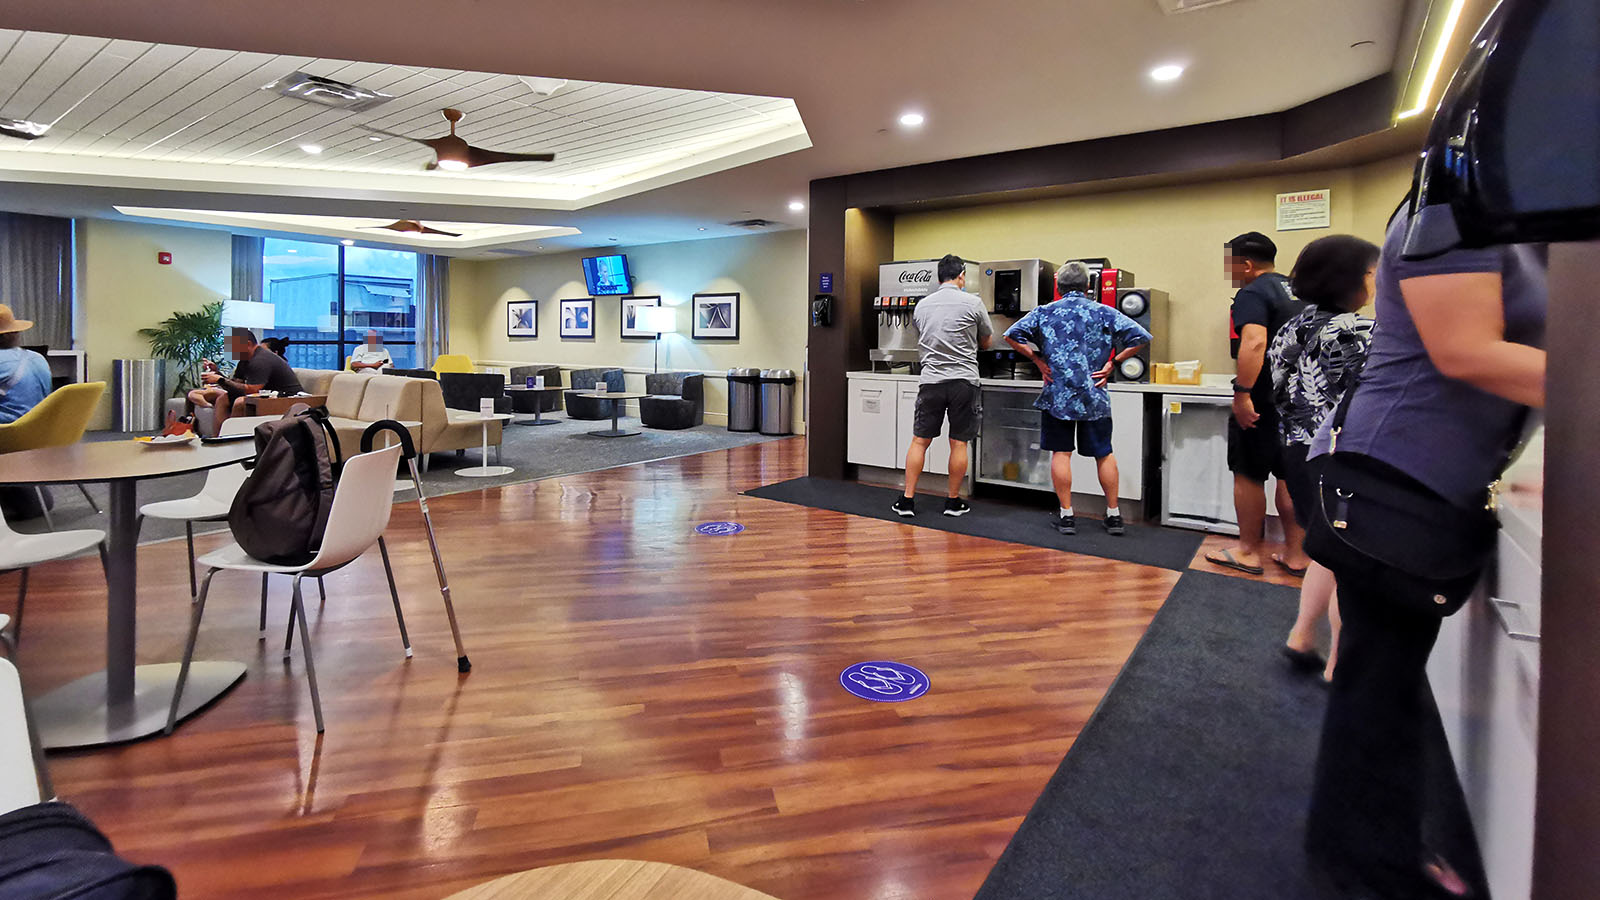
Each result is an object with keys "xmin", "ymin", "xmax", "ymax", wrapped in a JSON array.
[{"xmin": 581, "ymin": 254, "xmax": 632, "ymax": 296}]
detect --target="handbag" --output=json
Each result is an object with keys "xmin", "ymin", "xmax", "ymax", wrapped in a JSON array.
[{"xmin": 1304, "ymin": 391, "xmax": 1512, "ymax": 617}]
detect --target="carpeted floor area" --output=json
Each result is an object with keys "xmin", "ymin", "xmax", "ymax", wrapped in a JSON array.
[
  {"xmin": 744, "ymin": 476, "xmax": 1205, "ymax": 571},
  {"xmin": 12, "ymin": 416, "xmax": 781, "ymax": 545},
  {"xmin": 971, "ymin": 570, "xmax": 1487, "ymax": 900}
]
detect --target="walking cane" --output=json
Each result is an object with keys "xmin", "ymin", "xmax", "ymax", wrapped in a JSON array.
[{"xmin": 361, "ymin": 420, "xmax": 471, "ymax": 672}]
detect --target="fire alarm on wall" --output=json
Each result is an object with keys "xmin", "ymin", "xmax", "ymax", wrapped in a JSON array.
[{"xmin": 157, "ymin": 252, "xmax": 172, "ymax": 265}]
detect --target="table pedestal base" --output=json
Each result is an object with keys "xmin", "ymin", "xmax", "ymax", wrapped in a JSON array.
[
  {"xmin": 587, "ymin": 428, "xmax": 641, "ymax": 438},
  {"xmin": 456, "ymin": 465, "xmax": 514, "ymax": 477},
  {"xmin": 35, "ymin": 661, "xmax": 247, "ymax": 749}
]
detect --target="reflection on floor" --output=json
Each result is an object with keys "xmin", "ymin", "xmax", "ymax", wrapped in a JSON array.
[{"xmin": 24, "ymin": 436, "xmax": 1184, "ymax": 900}]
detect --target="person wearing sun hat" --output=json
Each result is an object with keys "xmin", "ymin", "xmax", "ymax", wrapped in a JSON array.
[{"xmin": 0, "ymin": 304, "xmax": 52, "ymax": 424}]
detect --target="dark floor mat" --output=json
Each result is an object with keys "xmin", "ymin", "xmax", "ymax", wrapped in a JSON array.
[
  {"xmin": 972, "ymin": 570, "xmax": 1488, "ymax": 900},
  {"xmin": 743, "ymin": 476, "xmax": 1204, "ymax": 571}
]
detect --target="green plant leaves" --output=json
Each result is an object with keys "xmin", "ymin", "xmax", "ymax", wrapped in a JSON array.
[{"xmin": 138, "ymin": 300, "xmax": 225, "ymax": 397}]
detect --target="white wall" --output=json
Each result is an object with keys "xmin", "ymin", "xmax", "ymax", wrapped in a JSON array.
[{"xmin": 453, "ymin": 229, "xmax": 808, "ymax": 430}]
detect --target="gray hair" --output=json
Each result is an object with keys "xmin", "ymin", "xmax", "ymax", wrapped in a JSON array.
[{"xmin": 1056, "ymin": 261, "xmax": 1091, "ymax": 294}]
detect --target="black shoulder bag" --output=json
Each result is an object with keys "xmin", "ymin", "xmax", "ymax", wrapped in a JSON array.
[{"xmin": 1304, "ymin": 391, "xmax": 1517, "ymax": 617}]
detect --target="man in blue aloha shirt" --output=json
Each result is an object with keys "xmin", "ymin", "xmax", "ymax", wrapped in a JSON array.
[{"xmin": 1004, "ymin": 261, "xmax": 1151, "ymax": 536}]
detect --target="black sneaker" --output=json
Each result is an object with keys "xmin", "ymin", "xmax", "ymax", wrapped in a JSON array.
[
  {"xmin": 1104, "ymin": 514, "xmax": 1125, "ymax": 536},
  {"xmin": 892, "ymin": 496, "xmax": 916, "ymax": 518},
  {"xmin": 943, "ymin": 497, "xmax": 971, "ymax": 517},
  {"xmin": 1054, "ymin": 514, "xmax": 1076, "ymax": 535}
]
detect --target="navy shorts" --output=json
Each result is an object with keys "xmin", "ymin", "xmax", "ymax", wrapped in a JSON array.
[{"xmin": 1040, "ymin": 414, "xmax": 1113, "ymax": 458}]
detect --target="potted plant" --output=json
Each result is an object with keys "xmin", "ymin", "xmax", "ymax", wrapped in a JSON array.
[{"xmin": 139, "ymin": 300, "xmax": 225, "ymax": 397}]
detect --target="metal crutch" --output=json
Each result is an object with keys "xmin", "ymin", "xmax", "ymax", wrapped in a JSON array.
[{"xmin": 360, "ymin": 421, "xmax": 471, "ymax": 672}]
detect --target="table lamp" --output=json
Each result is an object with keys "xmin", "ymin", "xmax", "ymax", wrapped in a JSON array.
[{"xmin": 634, "ymin": 305, "xmax": 676, "ymax": 373}]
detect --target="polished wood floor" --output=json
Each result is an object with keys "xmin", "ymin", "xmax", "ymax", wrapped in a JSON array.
[{"xmin": 15, "ymin": 437, "xmax": 1183, "ymax": 900}]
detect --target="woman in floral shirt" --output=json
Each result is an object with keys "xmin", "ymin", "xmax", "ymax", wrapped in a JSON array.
[{"xmin": 1268, "ymin": 235, "xmax": 1379, "ymax": 682}]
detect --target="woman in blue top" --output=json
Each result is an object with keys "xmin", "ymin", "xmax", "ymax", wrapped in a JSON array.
[{"xmin": 1303, "ymin": 206, "xmax": 1545, "ymax": 899}]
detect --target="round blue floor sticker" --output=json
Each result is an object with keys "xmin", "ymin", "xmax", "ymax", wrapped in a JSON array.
[
  {"xmin": 696, "ymin": 521, "xmax": 745, "ymax": 536},
  {"xmin": 840, "ymin": 661, "xmax": 930, "ymax": 702}
]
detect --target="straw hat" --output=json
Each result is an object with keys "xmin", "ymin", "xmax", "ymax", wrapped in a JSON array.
[{"xmin": 0, "ymin": 304, "xmax": 34, "ymax": 335}]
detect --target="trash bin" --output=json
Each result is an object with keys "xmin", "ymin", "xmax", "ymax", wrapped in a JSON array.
[
  {"xmin": 727, "ymin": 367, "xmax": 761, "ymax": 432},
  {"xmin": 758, "ymin": 368, "xmax": 796, "ymax": 436},
  {"xmin": 113, "ymin": 358, "xmax": 166, "ymax": 432}
]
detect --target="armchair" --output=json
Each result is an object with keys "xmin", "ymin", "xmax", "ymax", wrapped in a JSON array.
[
  {"xmin": 563, "ymin": 368, "xmax": 625, "ymax": 420},
  {"xmin": 438, "ymin": 372, "xmax": 511, "ymax": 414},
  {"xmin": 640, "ymin": 373, "xmax": 705, "ymax": 430},
  {"xmin": 507, "ymin": 365, "xmax": 564, "ymax": 412}
]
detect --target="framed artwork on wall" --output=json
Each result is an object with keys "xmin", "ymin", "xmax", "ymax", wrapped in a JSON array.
[
  {"xmin": 506, "ymin": 299, "xmax": 538, "ymax": 338},
  {"xmin": 560, "ymin": 298, "xmax": 594, "ymax": 339},
  {"xmin": 691, "ymin": 292, "xmax": 740, "ymax": 340},
  {"xmin": 620, "ymin": 295, "xmax": 661, "ymax": 339}
]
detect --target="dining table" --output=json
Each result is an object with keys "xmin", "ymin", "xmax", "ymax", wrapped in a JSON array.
[{"xmin": 0, "ymin": 437, "xmax": 259, "ymax": 748}]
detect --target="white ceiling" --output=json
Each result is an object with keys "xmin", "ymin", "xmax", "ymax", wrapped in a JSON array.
[{"xmin": 0, "ymin": 0, "xmax": 1414, "ymax": 255}]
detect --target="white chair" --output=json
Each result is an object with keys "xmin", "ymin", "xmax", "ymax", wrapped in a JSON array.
[
  {"xmin": 0, "ymin": 506, "xmax": 105, "ymax": 645},
  {"xmin": 136, "ymin": 417, "xmax": 325, "ymax": 635},
  {"xmin": 166, "ymin": 444, "xmax": 411, "ymax": 734},
  {"xmin": 0, "ymin": 614, "xmax": 53, "ymax": 811}
]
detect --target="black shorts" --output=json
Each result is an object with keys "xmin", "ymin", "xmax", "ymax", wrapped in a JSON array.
[
  {"xmin": 913, "ymin": 380, "xmax": 981, "ymax": 442},
  {"xmin": 1279, "ymin": 441, "xmax": 1316, "ymax": 528},
  {"xmin": 1040, "ymin": 414, "xmax": 1114, "ymax": 458},
  {"xmin": 1227, "ymin": 412, "xmax": 1284, "ymax": 483}
]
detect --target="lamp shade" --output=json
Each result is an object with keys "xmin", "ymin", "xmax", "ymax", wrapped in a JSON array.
[
  {"xmin": 634, "ymin": 305, "xmax": 676, "ymax": 335},
  {"xmin": 221, "ymin": 300, "xmax": 275, "ymax": 330}
]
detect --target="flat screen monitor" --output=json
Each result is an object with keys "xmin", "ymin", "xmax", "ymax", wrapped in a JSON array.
[{"xmin": 581, "ymin": 254, "xmax": 632, "ymax": 296}]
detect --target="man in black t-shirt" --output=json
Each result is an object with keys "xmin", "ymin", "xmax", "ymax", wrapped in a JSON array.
[
  {"xmin": 1205, "ymin": 232, "xmax": 1308, "ymax": 577},
  {"xmin": 188, "ymin": 327, "xmax": 303, "ymax": 435}
]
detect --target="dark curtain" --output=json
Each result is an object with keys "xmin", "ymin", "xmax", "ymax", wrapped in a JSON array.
[
  {"xmin": 232, "ymin": 234, "xmax": 264, "ymax": 302},
  {"xmin": 0, "ymin": 212, "xmax": 74, "ymax": 349}
]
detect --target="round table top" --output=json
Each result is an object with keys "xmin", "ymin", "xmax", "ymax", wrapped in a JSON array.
[
  {"xmin": 505, "ymin": 385, "xmax": 564, "ymax": 392},
  {"xmin": 444, "ymin": 860, "xmax": 779, "ymax": 900},
  {"xmin": 577, "ymin": 391, "xmax": 650, "ymax": 400},
  {"xmin": 0, "ymin": 439, "xmax": 257, "ymax": 486}
]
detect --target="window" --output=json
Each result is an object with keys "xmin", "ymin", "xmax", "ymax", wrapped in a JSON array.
[{"xmin": 262, "ymin": 239, "xmax": 419, "ymax": 370}]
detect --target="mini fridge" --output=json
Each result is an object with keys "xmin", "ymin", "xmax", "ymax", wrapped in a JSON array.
[{"xmin": 1160, "ymin": 395, "xmax": 1239, "ymax": 534}]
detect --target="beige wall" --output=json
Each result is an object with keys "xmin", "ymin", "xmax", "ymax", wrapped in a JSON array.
[
  {"xmin": 453, "ymin": 229, "xmax": 808, "ymax": 429},
  {"xmin": 78, "ymin": 218, "xmax": 232, "ymax": 429},
  {"xmin": 894, "ymin": 154, "xmax": 1417, "ymax": 372}
]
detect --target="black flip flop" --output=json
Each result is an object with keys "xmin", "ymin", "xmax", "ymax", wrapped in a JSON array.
[
  {"xmin": 1205, "ymin": 548, "xmax": 1264, "ymax": 575},
  {"xmin": 1272, "ymin": 555, "xmax": 1309, "ymax": 578},
  {"xmin": 1282, "ymin": 645, "xmax": 1328, "ymax": 674}
]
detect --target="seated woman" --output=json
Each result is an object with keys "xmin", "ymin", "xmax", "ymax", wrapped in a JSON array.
[{"xmin": 0, "ymin": 304, "xmax": 52, "ymax": 425}]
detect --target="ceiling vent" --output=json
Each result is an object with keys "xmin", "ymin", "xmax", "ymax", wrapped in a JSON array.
[
  {"xmin": 1155, "ymin": 0, "xmax": 1243, "ymax": 13},
  {"xmin": 485, "ymin": 248, "xmax": 531, "ymax": 256},
  {"xmin": 0, "ymin": 117, "xmax": 50, "ymax": 140},
  {"xmin": 266, "ymin": 71, "xmax": 393, "ymax": 111},
  {"xmin": 727, "ymin": 218, "xmax": 778, "ymax": 229}
]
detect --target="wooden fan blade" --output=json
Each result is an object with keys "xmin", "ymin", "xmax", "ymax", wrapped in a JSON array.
[
  {"xmin": 465, "ymin": 146, "xmax": 556, "ymax": 167},
  {"xmin": 418, "ymin": 226, "xmax": 462, "ymax": 237}
]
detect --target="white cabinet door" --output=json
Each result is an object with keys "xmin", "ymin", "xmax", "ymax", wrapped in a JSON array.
[
  {"xmin": 846, "ymin": 378, "xmax": 899, "ymax": 469},
  {"xmin": 896, "ymin": 385, "xmax": 951, "ymax": 475},
  {"xmin": 1066, "ymin": 391, "xmax": 1144, "ymax": 501}
]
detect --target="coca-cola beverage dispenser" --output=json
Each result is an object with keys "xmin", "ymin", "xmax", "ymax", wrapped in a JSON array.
[{"xmin": 869, "ymin": 258, "xmax": 982, "ymax": 369}]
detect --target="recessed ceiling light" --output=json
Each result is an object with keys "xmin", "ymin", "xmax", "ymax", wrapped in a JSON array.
[
  {"xmin": 788, "ymin": 200, "xmax": 806, "ymax": 212},
  {"xmin": 435, "ymin": 158, "xmax": 468, "ymax": 172},
  {"xmin": 340, "ymin": 239, "xmax": 354, "ymax": 246},
  {"xmin": 299, "ymin": 143, "xmax": 323, "ymax": 155},
  {"xmin": 898, "ymin": 111, "xmax": 925, "ymax": 128},
  {"xmin": 698, "ymin": 227, "xmax": 707, "ymax": 231},
  {"xmin": 287, "ymin": 248, "xmax": 298, "ymax": 254},
  {"xmin": 368, "ymin": 135, "xmax": 382, "ymax": 142},
  {"xmin": 1150, "ymin": 64, "xmax": 1185, "ymax": 82}
]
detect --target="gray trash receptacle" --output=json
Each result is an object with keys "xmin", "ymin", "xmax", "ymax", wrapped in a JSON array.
[
  {"xmin": 727, "ymin": 367, "xmax": 761, "ymax": 432},
  {"xmin": 113, "ymin": 358, "xmax": 166, "ymax": 432},
  {"xmin": 758, "ymin": 369, "xmax": 796, "ymax": 436}
]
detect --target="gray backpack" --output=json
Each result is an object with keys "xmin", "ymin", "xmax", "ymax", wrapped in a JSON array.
[{"xmin": 228, "ymin": 407, "xmax": 343, "ymax": 565}]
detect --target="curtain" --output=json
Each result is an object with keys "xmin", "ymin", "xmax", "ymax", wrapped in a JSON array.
[
  {"xmin": 0, "ymin": 212, "xmax": 74, "ymax": 349},
  {"xmin": 417, "ymin": 254, "xmax": 449, "ymax": 366},
  {"xmin": 231, "ymin": 234, "xmax": 264, "ymax": 302}
]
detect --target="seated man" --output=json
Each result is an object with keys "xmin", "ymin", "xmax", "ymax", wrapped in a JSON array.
[
  {"xmin": 0, "ymin": 304, "xmax": 52, "ymax": 424},
  {"xmin": 187, "ymin": 327, "xmax": 303, "ymax": 435},
  {"xmin": 349, "ymin": 330, "xmax": 392, "ymax": 373}
]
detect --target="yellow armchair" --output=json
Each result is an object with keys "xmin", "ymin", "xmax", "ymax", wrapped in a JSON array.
[{"xmin": 430, "ymin": 354, "xmax": 473, "ymax": 374}]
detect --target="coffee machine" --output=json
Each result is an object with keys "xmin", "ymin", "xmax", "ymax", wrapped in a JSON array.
[{"xmin": 977, "ymin": 259, "xmax": 1056, "ymax": 317}]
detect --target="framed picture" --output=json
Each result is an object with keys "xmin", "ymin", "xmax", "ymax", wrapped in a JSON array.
[
  {"xmin": 507, "ymin": 300, "xmax": 538, "ymax": 338},
  {"xmin": 691, "ymin": 292, "xmax": 740, "ymax": 340},
  {"xmin": 620, "ymin": 295, "xmax": 661, "ymax": 339},
  {"xmin": 559, "ymin": 298, "xmax": 594, "ymax": 339}
]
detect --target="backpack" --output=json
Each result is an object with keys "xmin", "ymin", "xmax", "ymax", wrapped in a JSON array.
[
  {"xmin": 228, "ymin": 406, "xmax": 343, "ymax": 565},
  {"xmin": 0, "ymin": 802, "xmax": 176, "ymax": 900}
]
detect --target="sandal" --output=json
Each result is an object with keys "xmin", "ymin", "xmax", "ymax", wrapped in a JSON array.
[
  {"xmin": 1281, "ymin": 645, "xmax": 1327, "ymax": 673},
  {"xmin": 1271, "ymin": 554, "xmax": 1308, "ymax": 577},
  {"xmin": 1205, "ymin": 548, "xmax": 1264, "ymax": 575}
]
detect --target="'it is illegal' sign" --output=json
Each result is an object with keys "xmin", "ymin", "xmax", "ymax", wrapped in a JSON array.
[{"xmin": 1275, "ymin": 189, "xmax": 1331, "ymax": 231}]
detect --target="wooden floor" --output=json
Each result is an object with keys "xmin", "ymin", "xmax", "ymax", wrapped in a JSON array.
[{"xmin": 16, "ymin": 437, "xmax": 1187, "ymax": 900}]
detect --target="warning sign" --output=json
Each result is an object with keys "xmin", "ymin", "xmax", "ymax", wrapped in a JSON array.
[{"xmin": 1275, "ymin": 189, "xmax": 1332, "ymax": 232}]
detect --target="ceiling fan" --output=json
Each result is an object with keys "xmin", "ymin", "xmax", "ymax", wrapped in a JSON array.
[
  {"xmin": 365, "ymin": 108, "xmax": 556, "ymax": 171},
  {"xmin": 363, "ymin": 220, "xmax": 462, "ymax": 237}
]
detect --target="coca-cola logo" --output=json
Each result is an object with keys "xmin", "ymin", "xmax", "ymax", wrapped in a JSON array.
[{"xmin": 898, "ymin": 270, "xmax": 933, "ymax": 284}]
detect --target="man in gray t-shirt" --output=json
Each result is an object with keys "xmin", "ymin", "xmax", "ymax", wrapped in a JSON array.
[{"xmin": 893, "ymin": 254, "xmax": 994, "ymax": 519}]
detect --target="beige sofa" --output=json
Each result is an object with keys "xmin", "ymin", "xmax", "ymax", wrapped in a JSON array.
[
  {"xmin": 292, "ymin": 367, "xmax": 339, "ymax": 396},
  {"xmin": 317, "ymin": 372, "xmax": 502, "ymax": 468}
]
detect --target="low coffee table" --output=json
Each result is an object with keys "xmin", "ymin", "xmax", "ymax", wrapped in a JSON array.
[
  {"xmin": 578, "ymin": 391, "xmax": 649, "ymax": 438},
  {"xmin": 504, "ymin": 385, "xmax": 563, "ymax": 426},
  {"xmin": 456, "ymin": 413, "xmax": 515, "ymax": 477},
  {"xmin": 244, "ymin": 393, "xmax": 326, "ymax": 416}
]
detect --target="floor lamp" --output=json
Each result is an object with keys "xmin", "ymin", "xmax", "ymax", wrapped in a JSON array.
[{"xmin": 635, "ymin": 305, "xmax": 677, "ymax": 373}]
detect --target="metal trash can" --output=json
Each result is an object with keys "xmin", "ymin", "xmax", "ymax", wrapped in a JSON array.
[
  {"xmin": 758, "ymin": 368, "xmax": 796, "ymax": 436},
  {"xmin": 727, "ymin": 367, "xmax": 762, "ymax": 432},
  {"xmin": 113, "ymin": 358, "xmax": 166, "ymax": 432}
]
